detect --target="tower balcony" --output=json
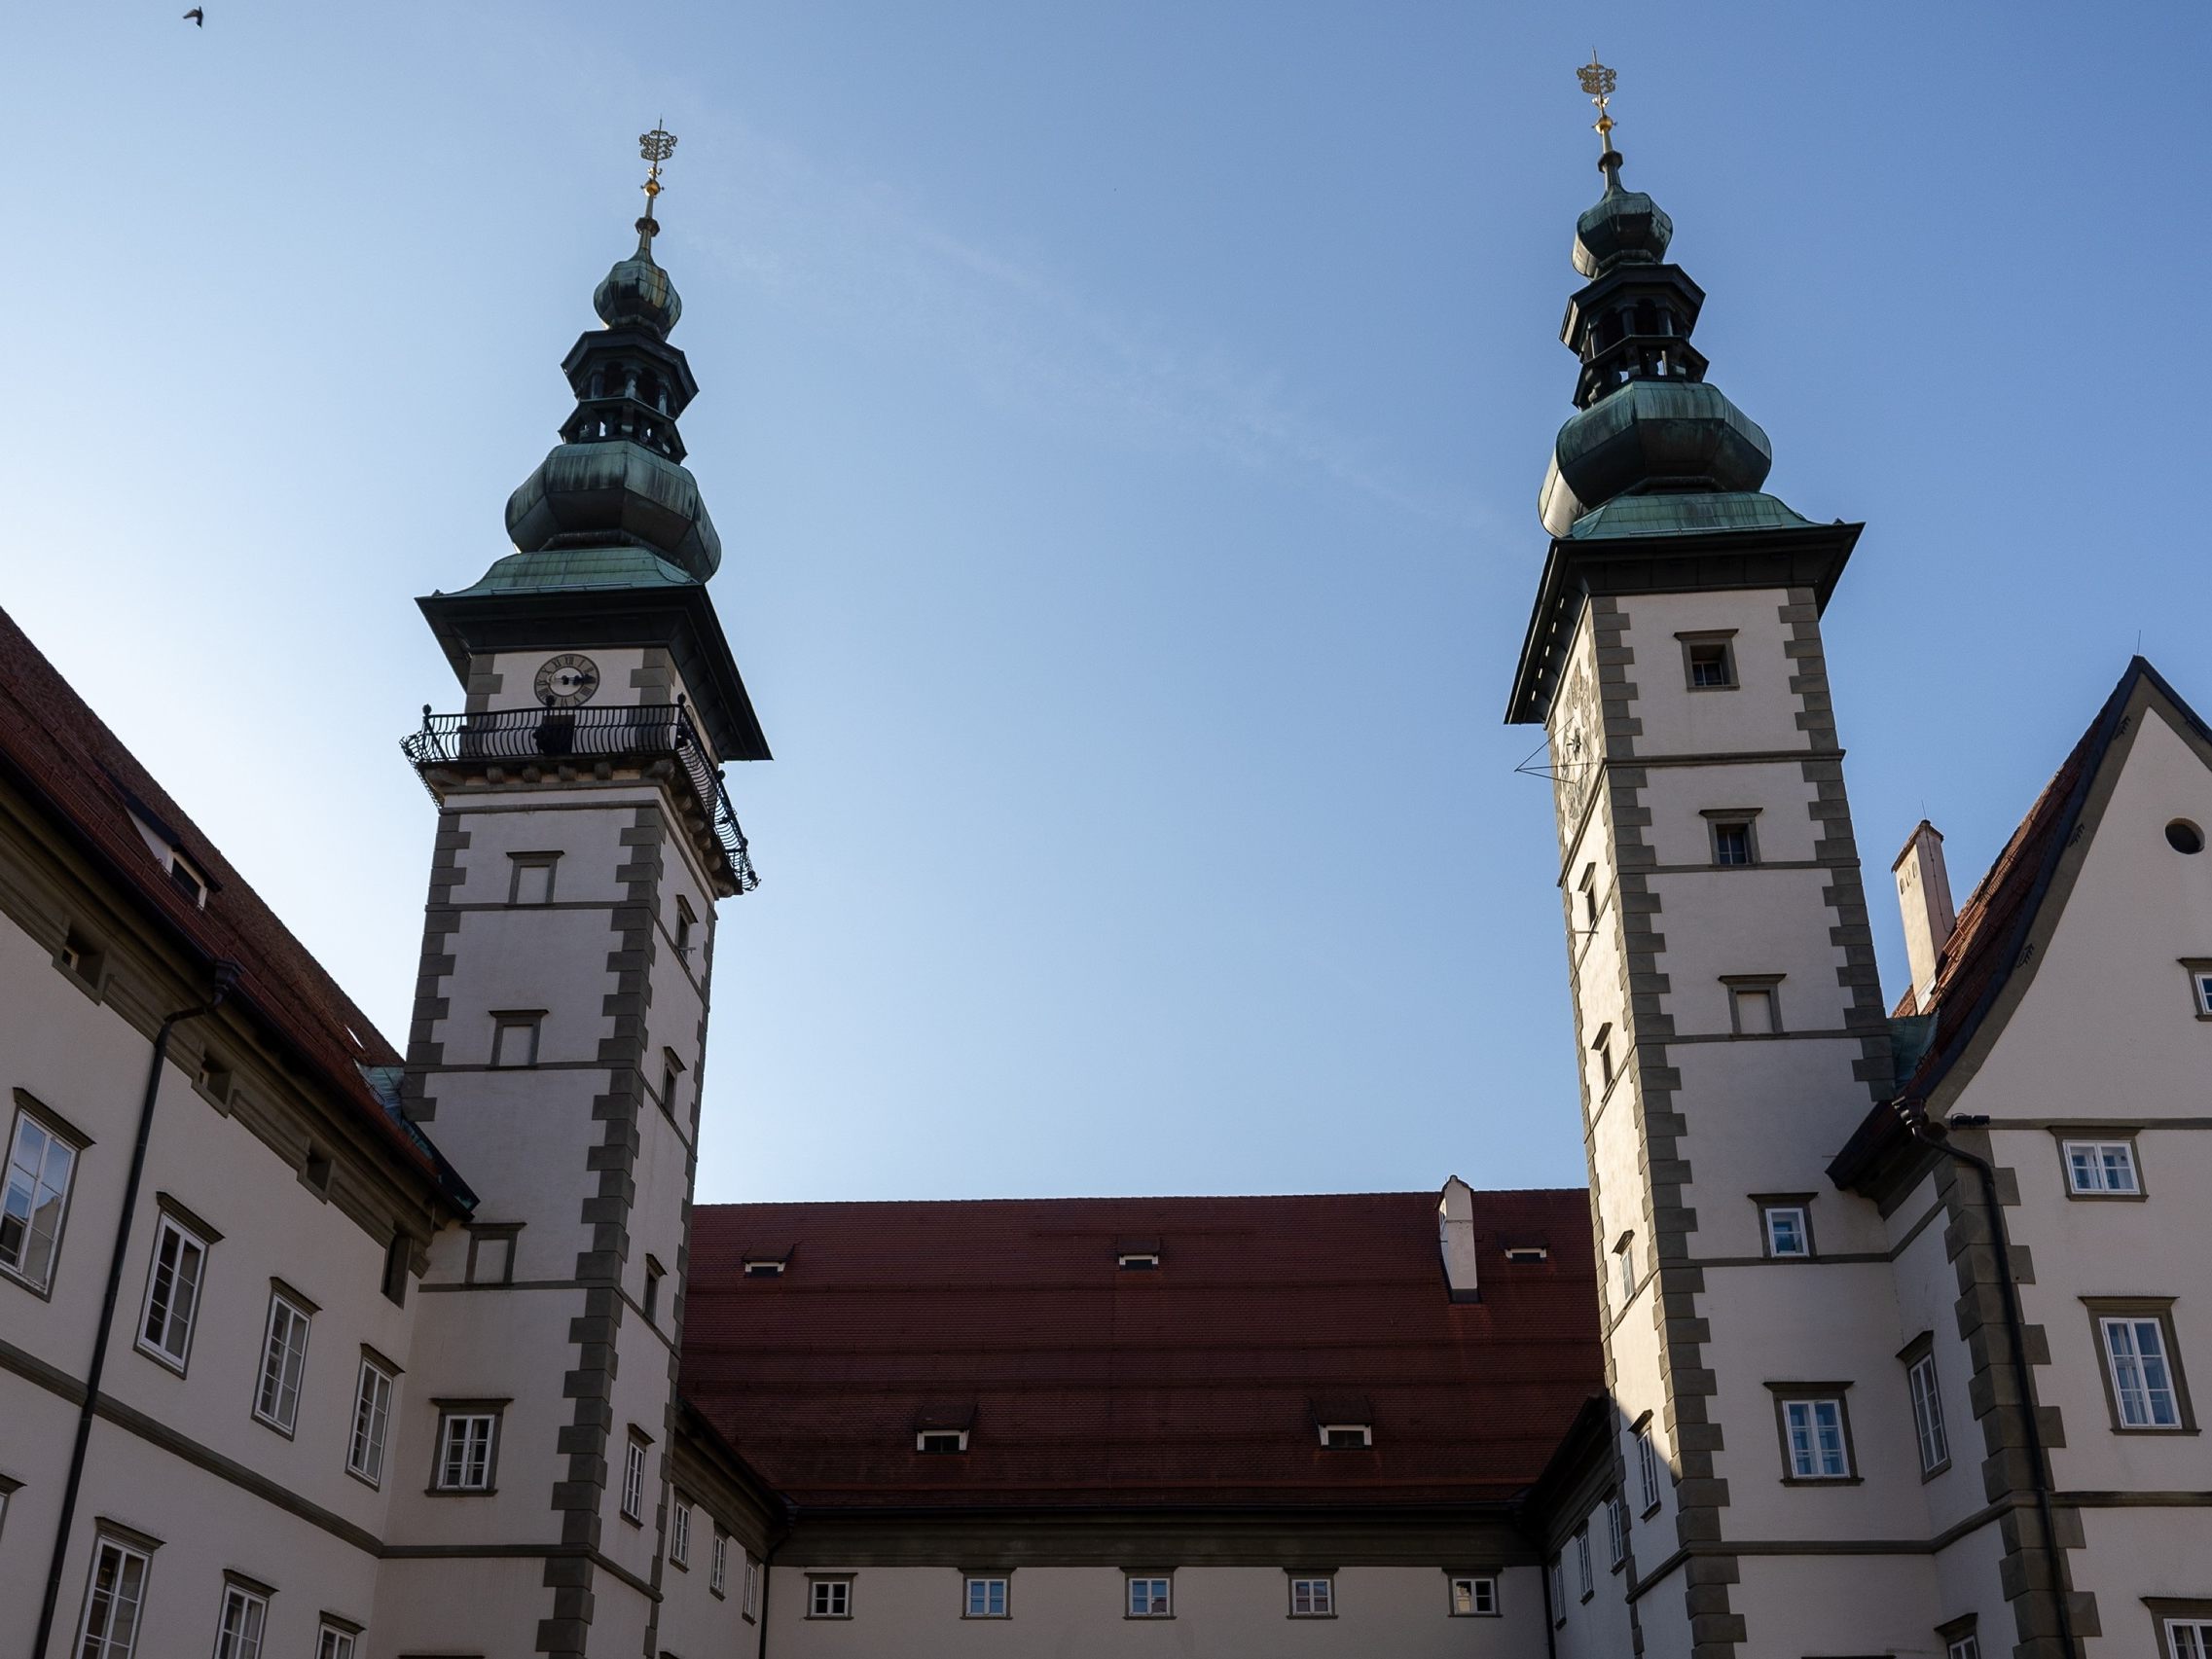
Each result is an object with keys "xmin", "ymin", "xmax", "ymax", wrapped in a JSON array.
[{"xmin": 400, "ymin": 703, "xmax": 759, "ymax": 896}]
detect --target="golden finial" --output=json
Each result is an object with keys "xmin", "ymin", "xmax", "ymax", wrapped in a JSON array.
[
  {"xmin": 635, "ymin": 122, "xmax": 677, "ymax": 245},
  {"xmin": 1577, "ymin": 53, "xmax": 1618, "ymax": 155}
]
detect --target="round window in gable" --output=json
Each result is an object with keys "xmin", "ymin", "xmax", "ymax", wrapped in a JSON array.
[{"xmin": 2167, "ymin": 819, "xmax": 2205, "ymax": 854}]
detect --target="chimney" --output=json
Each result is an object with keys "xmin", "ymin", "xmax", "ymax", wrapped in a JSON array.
[
  {"xmin": 1437, "ymin": 1176, "xmax": 1478, "ymax": 1302},
  {"xmin": 1892, "ymin": 820, "xmax": 1957, "ymax": 1006}
]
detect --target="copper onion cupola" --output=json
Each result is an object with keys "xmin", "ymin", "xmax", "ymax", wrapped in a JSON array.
[
  {"xmin": 1538, "ymin": 66, "xmax": 1774, "ymax": 538},
  {"xmin": 503, "ymin": 127, "xmax": 721, "ymax": 580}
]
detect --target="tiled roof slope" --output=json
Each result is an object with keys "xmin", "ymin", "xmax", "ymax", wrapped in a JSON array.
[
  {"xmin": 0, "ymin": 604, "xmax": 463, "ymax": 1201},
  {"xmin": 681, "ymin": 1188, "xmax": 1601, "ymax": 1512}
]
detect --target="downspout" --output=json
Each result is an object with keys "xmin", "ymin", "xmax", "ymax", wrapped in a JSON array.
[
  {"xmin": 32, "ymin": 963, "xmax": 237, "ymax": 1659},
  {"xmin": 1540, "ymin": 1542, "xmax": 1559, "ymax": 1659},
  {"xmin": 1903, "ymin": 1106, "xmax": 2078, "ymax": 1657},
  {"xmin": 753, "ymin": 1529, "xmax": 784, "ymax": 1659}
]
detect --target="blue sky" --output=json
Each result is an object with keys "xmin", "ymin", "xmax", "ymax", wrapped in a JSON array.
[{"xmin": 3, "ymin": 2, "xmax": 2205, "ymax": 1204}]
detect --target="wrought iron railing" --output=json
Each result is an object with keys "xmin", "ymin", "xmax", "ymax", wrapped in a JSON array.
[{"xmin": 401, "ymin": 703, "xmax": 758, "ymax": 893}]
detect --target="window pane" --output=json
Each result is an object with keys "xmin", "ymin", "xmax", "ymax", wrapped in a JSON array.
[
  {"xmin": 2067, "ymin": 1147, "xmax": 2097, "ymax": 1191},
  {"xmin": 2101, "ymin": 1146, "xmax": 2136, "ymax": 1192}
]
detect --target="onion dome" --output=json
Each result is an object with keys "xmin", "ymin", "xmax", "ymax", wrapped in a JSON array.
[
  {"xmin": 594, "ymin": 230, "xmax": 683, "ymax": 336},
  {"xmin": 1574, "ymin": 170, "xmax": 1673, "ymax": 277}
]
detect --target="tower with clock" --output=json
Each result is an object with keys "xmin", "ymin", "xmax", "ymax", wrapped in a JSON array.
[{"xmin": 379, "ymin": 129, "xmax": 769, "ymax": 1659}]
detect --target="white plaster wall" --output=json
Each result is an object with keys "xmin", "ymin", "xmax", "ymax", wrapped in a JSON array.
[
  {"xmin": 1650, "ymin": 867, "xmax": 1855, "ymax": 1036},
  {"xmin": 2073, "ymin": 1505, "xmax": 2212, "ymax": 1654},
  {"xmin": 482, "ymin": 647, "xmax": 653, "ymax": 714},
  {"xmin": 366, "ymin": 1554, "xmax": 546, "ymax": 1658},
  {"xmin": 1614, "ymin": 589, "xmax": 1815, "ymax": 759},
  {"xmin": 1550, "ymin": 1534, "xmax": 1636, "ymax": 1659},
  {"xmin": 655, "ymin": 1536, "xmax": 757, "ymax": 1659},
  {"xmin": 1639, "ymin": 763, "xmax": 1826, "ymax": 866},
  {"xmin": 1729, "ymin": 1553, "xmax": 1943, "ymax": 1658}
]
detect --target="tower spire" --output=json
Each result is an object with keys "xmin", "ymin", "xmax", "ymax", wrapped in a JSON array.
[
  {"xmin": 1577, "ymin": 52, "xmax": 1621, "ymax": 180},
  {"xmin": 635, "ymin": 122, "xmax": 676, "ymax": 253}
]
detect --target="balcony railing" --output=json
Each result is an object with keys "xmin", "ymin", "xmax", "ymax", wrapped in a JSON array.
[{"xmin": 401, "ymin": 703, "xmax": 759, "ymax": 893}]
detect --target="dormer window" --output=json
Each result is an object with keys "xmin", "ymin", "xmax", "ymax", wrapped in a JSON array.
[
  {"xmin": 1320, "ymin": 1424, "xmax": 1373, "ymax": 1450},
  {"xmin": 167, "ymin": 855, "xmax": 208, "ymax": 909},
  {"xmin": 743, "ymin": 1254, "xmax": 789, "ymax": 1279},
  {"xmin": 1503, "ymin": 1242, "xmax": 1549, "ymax": 1264},
  {"xmin": 916, "ymin": 1429, "xmax": 969, "ymax": 1455},
  {"xmin": 1117, "ymin": 1251, "xmax": 1160, "ymax": 1271}
]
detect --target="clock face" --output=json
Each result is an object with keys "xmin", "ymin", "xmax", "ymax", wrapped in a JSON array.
[{"xmin": 534, "ymin": 653, "xmax": 601, "ymax": 708}]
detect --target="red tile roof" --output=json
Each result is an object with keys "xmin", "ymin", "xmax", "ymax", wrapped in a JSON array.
[
  {"xmin": 680, "ymin": 1189, "xmax": 1601, "ymax": 1512},
  {"xmin": 0, "ymin": 605, "xmax": 462, "ymax": 1202}
]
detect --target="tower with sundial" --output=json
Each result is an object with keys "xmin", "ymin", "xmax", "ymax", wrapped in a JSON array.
[
  {"xmin": 377, "ymin": 127, "xmax": 770, "ymax": 1658},
  {"xmin": 1507, "ymin": 63, "xmax": 1915, "ymax": 1656}
]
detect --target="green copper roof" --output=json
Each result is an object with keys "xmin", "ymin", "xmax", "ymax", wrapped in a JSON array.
[
  {"xmin": 439, "ymin": 544, "xmax": 699, "ymax": 599},
  {"xmin": 1566, "ymin": 490, "xmax": 1813, "ymax": 540}
]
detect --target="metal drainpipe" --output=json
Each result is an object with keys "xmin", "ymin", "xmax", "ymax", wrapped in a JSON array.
[
  {"xmin": 753, "ymin": 1533, "xmax": 783, "ymax": 1659},
  {"xmin": 1904, "ymin": 1106, "xmax": 2079, "ymax": 1657},
  {"xmin": 31, "ymin": 963, "xmax": 237, "ymax": 1659},
  {"xmin": 1540, "ymin": 1547, "xmax": 1559, "ymax": 1659}
]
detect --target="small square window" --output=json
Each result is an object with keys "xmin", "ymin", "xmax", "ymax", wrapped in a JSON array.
[
  {"xmin": 2063, "ymin": 1139, "xmax": 2139, "ymax": 1196},
  {"xmin": 1711, "ymin": 821, "xmax": 1756, "ymax": 867},
  {"xmin": 466, "ymin": 1225, "xmax": 519, "ymax": 1285},
  {"xmin": 168, "ymin": 855, "xmax": 209, "ymax": 909},
  {"xmin": 508, "ymin": 853, "xmax": 559, "ymax": 906},
  {"xmin": 1448, "ymin": 1573, "xmax": 1498, "ymax": 1616},
  {"xmin": 1683, "ymin": 636, "xmax": 1737, "ymax": 689},
  {"xmin": 964, "ymin": 1575, "xmax": 1009, "ymax": 1618},
  {"xmin": 1127, "ymin": 1576, "xmax": 1173, "ymax": 1618},
  {"xmin": 1727, "ymin": 982, "xmax": 1781, "ymax": 1035},
  {"xmin": 1319, "ymin": 1424, "xmax": 1372, "ymax": 1450},
  {"xmin": 490, "ymin": 1013, "xmax": 542, "ymax": 1068},
  {"xmin": 808, "ymin": 1577, "xmax": 852, "ymax": 1619},
  {"xmin": 917, "ymin": 1429, "xmax": 969, "ymax": 1454},
  {"xmin": 1289, "ymin": 1575, "xmax": 1334, "ymax": 1617},
  {"xmin": 1761, "ymin": 1205, "xmax": 1810, "ymax": 1258},
  {"xmin": 1943, "ymin": 1634, "xmax": 1980, "ymax": 1659}
]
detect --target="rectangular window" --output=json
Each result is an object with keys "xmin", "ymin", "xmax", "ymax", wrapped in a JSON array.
[
  {"xmin": 1907, "ymin": 1352, "xmax": 1950, "ymax": 1473},
  {"xmin": 2064, "ymin": 1139, "xmax": 2140, "ymax": 1195},
  {"xmin": 2192, "ymin": 969, "xmax": 2212, "ymax": 1016},
  {"xmin": 213, "ymin": 1583, "xmax": 268, "ymax": 1659},
  {"xmin": 1615, "ymin": 1236, "xmax": 1636, "ymax": 1305},
  {"xmin": 1319, "ymin": 1424, "xmax": 1372, "ymax": 1449},
  {"xmin": 1947, "ymin": 1634, "xmax": 1981, "ymax": 1659},
  {"xmin": 621, "ymin": 1433, "xmax": 648, "ymax": 1523},
  {"xmin": 314, "ymin": 1625, "xmax": 358, "ymax": 1659},
  {"xmin": 137, "ymin": 1212, "xmax": 207, "ymax": 1372},
  {"xmin": 1762, "ymin": 1205, "xmax": 1810, "ymax": 1258},
  {"xmin": 1448, "ymin": 1573, "xmax": 1499, "ymax": 1616},
  {"xmin": 917, "ymin": 1428, "xmax": 969, "ymax": 1454},
  {"xmin": 434, "ymin": 1410, "xmax": 498, "ymax": 1490},
  {"xmin": 2, "ymin": 1102, "xmax": 80, "ymax": 1293},
  {"xmin": 964, "ymin": 1575, "xmax": 1009, "ymax": 1618},
  {"xmin": 490, "ymin": 1014, "xmax": 541, "ymax": 1068},
  {"xmin": 380, "ymin": 1235, "xmax": 409, "ymax": 1308},
  {"xmin": 1636, "ymin": 1423, "xmax": 1661, "ymax": 1513},
  {"xmin": 673, "ymin": 896, "xmax": 696, "ymax": 961},
  {"xmin": 1682, "ymin": 635, "xmax": 1737, "ymax": 689},
  {"xmin": 1127, "ymin": 1576, "xmax": 1172, "ymax": 1617},
  {"xmin": 808, "ymin": 1578, "xmax": 852, "ymax": 1619},
  {"xmin": 1575, "ymin": 1525, "xmax": 1592, "ymax": 1598},
  {"xmin": 742, "ymin": 1553, "xmax": 759, "ymax": 1619},
  {"xmin": 670, "ymin": 1501, "xmax": 691, "ymax": 1568},
  {"xmin": 1606, "ymin": 1495, "xmax": 1626, "ymax": 1566},
  {"xmin": 709, "ymin": 1531, "xmax": 727, "ymax": 1598},
  {"xmin": 1728, "ymin": 983, "xmax": 1781, "ymax": 1034},
  {"xmin": 1781, "ymin": 1397, "xmax": 1852, "ymax": 1478},
  {"xmin": 2169, "ymin": 1622, "xmax": 2212, "ymax": 1659},
  {"xmin": 253, "ymin": 1289, "xmax": 313, "ymax": 1434},
  {"xmin": 1288, "ymin": 1575, "xmax": 1334, "ymax": 1616},
  {"xmin": 508, "ymin": 853, "xmax": 559, "ymax": 906},
  {"xmin": 1592, "ymin": 1024, "xmax": 1614, "ymax": 1091},
  {"xmin": 1711, "ymin": 821, "xmax": 1756, "ymax": 867},
  {"xmin": 643, "ymin": 1259, "xmax": 663, "ymax": 1325},
  {"xmin": 74, "ymin": 1535, "xmax": 152, "ymax": 1659},
  {"xmin": 2102, "ymin": 1316, "xmax": 2183, "ymax": 1428},
  {"xmin": 168, "ymin": 855, "xmax": 208, "ymax": 909},
  {"xmin": 465, "ymin": 1225, "xmax": 518, "ymax": 1285},
  {"xmin": 1548, "ymin": 1557, "xmax": 1565, "ymax": 1624}
]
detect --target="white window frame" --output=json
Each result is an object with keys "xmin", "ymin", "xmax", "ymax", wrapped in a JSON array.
[
  {"xmin": 1574, "ymin": 1524, "xmax": 1592, "ymax": 1598},
  {"xmin": 2063, "ymin": 1139, "xmax": 2139, "ymax": 1196},
  {"xmin": 709, "ymin": 1530, "xmax": 727, "ymax": 1598},
  {"xmin": 916, "ymin": 1428, "xmax": 969, "ymax": 1454},
  {"xmin": 314, "ymin": 1624, "xmax": 358, "ymax": 1659},
  {"xmin": 1606, "ymin": 1494, "xmax": 1627, "ymax": 1566},
  {"xmin": 136, "ymin": 1211, "xmax": 208, "ymax": 1373},
  {"xmin": 1127, "ymin": 1575, "xmax": 1173, "ymax": 1617},
  {"xmin": 213, "ymin": 1581, "xmax": 269, "ymax": 1659},
  {"xmin": 1318, "ymin": 1423, "xmax": 1372, "ymax": 1449},
  {"xmin": 74, "ymin": 1533, "xmax": 153, "ymax": 1659},
  {"xmin": 434, "ymin": 1409, "xmax": 499, "ymax": 1491},
  {"xmin": 346, "ymin": 1355, "xmax": 394, "ymax": 1486},
  {"xmin": 2101, "ymin": 1316, "xmax": 2183, "ymax": 1428},
  {"xmin": 670, "ymin": 1500, "xmax": 691, "ymax": 1568},
  {"xmin": 1762, "ymin": 1205, "xmax": 1810, "ymax": 1258},
  {"xmin": 1, "ymin": 1100, "xmax": 82, "ymax": 1294},
  {"xmin": 2193, "ymin": 970, "xmax": 2212, "ymax": 1017},
  {"xmin": 1548, "ymin": 1556, "xmax": 1565, "ymax": 1624},
  {"xmin": 964, "ymin": 1574, "xmax": 1009, "ymax": 1618},
  {"xmin": 1782, "ymin": 1397, "xmax": 1852, "ymax": 1479},
  {"xmin": 252, "ymin": 1288, "xmax": 313, "ymax": 1435},
  {"xmin": 1448, "ymin": 1573, "xmax": 1499, "ymax": 1616},
  {"xmin": 2167, "ymin": 1619, "xmax": 2212, "ymax": 1659},
  {"xmin": 1946, "ymin": 1635, "xmax": 1981, "ymax": 1659},
  {"xmin": 1288, "ymin": 1575, "xmax": 1334, "ymax": 1617},
  {"xmin": 742, "ymin": 1552, "xmax": 759, "ymax": 1618},
  {"xmin": 1615, "ymin": 1237, "xmax": 1636, "ymax": 1304},
  {"xmin": 807, "ymin": 1577, "xmax": 852, "ymax": 1619},
  {"xmin": 621, "ymin": 1432, "xmax": 648, "ymax": 1522},
  {"xmin": 1907, "ymin": 1351, "xmax": 1950, "ymax": 1473},
  {"xmin": 1635, "ymin": 1423, "xmax": 1662, "ymax": 1513}
]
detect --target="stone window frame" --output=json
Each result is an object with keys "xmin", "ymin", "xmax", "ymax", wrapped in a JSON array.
[
  {"xmin": 1898, "ymin": 1331, "xmax": 1952, "ymax": 1480},
  {"xmin": 961, "ymin": 1569, "xmax": 1013, "ymax": 1619},
  {"xmin": 1936, "ymin": 1612, "xmax": 1978, "ymax": 1659},
  {"xmin": 313, "ymin": 1613, "xmax": 362, "ymax": 1659},
  {"xmin": 805, "ymin": 1573, "xmax": 855, "ymax": 1620},
  {"xmin": 1700, "ymin": 807, "xmax": 1763, "ymax": 869},
  {"xmin": 1752, "ymin": 1192, "xmax": 1817, "ymax": 1260},
  {"xmin": 250, "ymin": 1280, "xmax": 319, "ymax": 1439},
  {"xmin": 1605, "ymin": 1492, "xmax": 1628, "ymax": 1569},
  {"xmin": 2181, "ymin": 957, "xmax": 2212, "ymax": 1020},
  {"xmin": 657, "ymin": 1048, "xmax": 687, "ymax": 1126},
  {"xmin": 1765, "ymin": 1382, "xmax": 1863, "ymax": 1485},
  {"xmin": 214, "ymin": 1571, "xmax": 274, "ymax": 1659},
  {"xmin": 1590, "ymin": 1023, "xmax": 1615, "ymax": 1094},
  {"xmin": 1722, "ymin": 974, "xmax": 1786, "ymax": 1036},
  {"xmin": 506, "ymin": 851, "xmax": 562, "ymax": 906},
  {"xmin": 136, "ymin": 1197, "xmax": 221, "ymax": 1377},
  {"xmin": 464, "ymin": 1223, "xmax": 521, "ymax": 1286},
  {"xmin": 1286, "ymin": 1569, "xmax": 1337, "ymax": 1619},
  {"xmin": 1123, "ymin": 1569, "xmax": 1175, "ymax": 1619},
  {"xmin": 2, "ymin": 1088, "xmax": 91, "ymax": 1301},
  {"xmin": 2049, "ymin": 1127, "xmax": 2147, "ymax": 1201},
  {"xmin": 1677, "ymin": 629, "xmax": 1740, "ymax": 692},
  {"xmin": 428, "ymin": 1398, "xmax": 508, "ymax": 1495},
  {"xmin": 1444, "ymin": 1570, "xmax": 1501, "ymax": 1617},
  {"xmin": 1632, "ymin": 1413, "xmax": 1663, "ymax": 1517},
  {"xmin": 619, "ymin": 1426, "xmax": 651, "ymax": 1526},
  {"xmin": 76, "ymin": 1522, "xmax": 163, "ymax": 1659},
  {"xmin": 708, "ymin": 1527, "xmax": 727, "ymax": 1599},
  {"xmin": 2149, "ymin": 1601, "xmax": 2212, "ymax": 1659},
  {"xmin": 488, "ymin": 1011, "xmax": 544, "ymax": 1069},
  {"xmin": 344, "ymin": 1350, "xmax": 396, "ymax": 1489},
  {"xmin": 2085, "ymin": 1298, "xmax": 2198, "ymax": 1434}
]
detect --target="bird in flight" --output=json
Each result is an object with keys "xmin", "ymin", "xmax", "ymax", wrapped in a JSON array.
[{"xmin": 183, "ymin": 7, "xmax": 203, "ymax": 22}]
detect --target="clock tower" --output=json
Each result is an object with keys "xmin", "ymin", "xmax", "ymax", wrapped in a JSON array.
[{"xmin": 375, "ymin": 129, "xmax": 769, "ymax": 1659}]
